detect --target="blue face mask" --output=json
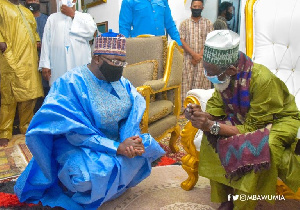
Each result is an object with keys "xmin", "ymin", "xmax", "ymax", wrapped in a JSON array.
[{"xmin": 204, "ymin": 69, "xmax": 226, "ymax": 84}]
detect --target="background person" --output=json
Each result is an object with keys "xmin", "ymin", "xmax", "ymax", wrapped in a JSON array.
[
  {"xmin": 0, "ymin": 0, "xmax": 43, "ymax": 147},
  {"xmin": 179, "ymin": 0, "xmax": 213, "ymax": 108},
  {"xmin": 213, "ymin": 1, "xmax": 233, "ymax": 30},
  {"xmin": 39, "ymin": 0, "xmax": 97, "ymax": 86},
  {"xmin": 25, "ymin": 0, "xmax": 48, "ymax": 53},
  {"xmin": 25, "ymin": 0, "xmax": 50, "ymax": 112}
]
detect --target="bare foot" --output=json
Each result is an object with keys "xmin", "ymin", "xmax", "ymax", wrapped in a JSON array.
[{"xmin": 0, "ymin": 138, "xmax": 9, "ymax": 147}]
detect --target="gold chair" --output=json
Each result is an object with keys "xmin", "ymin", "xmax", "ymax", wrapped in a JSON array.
[
  {"xmin": 180, "ymin": 89, "xmax": 214, "ymax": 191},
  {"xmin": 180, "ymin": 0, "xmax": 300, "ymax": 199},
  {"xmin": 124, "ymin": 35, "xmax": 184, "ymax": 152}
]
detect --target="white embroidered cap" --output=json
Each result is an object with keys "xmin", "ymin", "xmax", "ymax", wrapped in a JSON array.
[{"xmin": 203, "ymin": 30, "xmax": 240, "ymax": 67}]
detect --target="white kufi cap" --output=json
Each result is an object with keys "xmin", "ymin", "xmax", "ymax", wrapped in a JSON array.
[{"xmin": 203, "ymin": 30, "xmax": 240, "ymax": 67}]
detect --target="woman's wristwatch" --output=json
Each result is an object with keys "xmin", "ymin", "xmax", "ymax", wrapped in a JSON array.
[{"xmin": 210, "ymin": 121, "xmax": 220, "ymax": 135}]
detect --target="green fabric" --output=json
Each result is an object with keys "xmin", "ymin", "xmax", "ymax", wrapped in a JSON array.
[
  {"xmin": 233, "ymin": 190, "xmax": 258, "ymax": 210},
  {"xmin": 199, "ymin": 63, "xmax": 300, "ymax": 197},
  {"xmin": 210, "ymin": 181, "xmax": 258, "ymax": 210}
]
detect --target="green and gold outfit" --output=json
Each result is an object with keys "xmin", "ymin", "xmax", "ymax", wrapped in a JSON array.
[{"xmin": 199, "ymin": 54, "xmax": 300, "ymax": 209}]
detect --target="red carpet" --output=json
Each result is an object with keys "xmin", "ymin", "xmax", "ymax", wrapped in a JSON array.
[
  {"xmin": 0, "ymin": 192, "xmax": 38, "ymax": 208},
  {"xmin": 155, "ymin": 156, "xmax": 177, "ymax": 166}
]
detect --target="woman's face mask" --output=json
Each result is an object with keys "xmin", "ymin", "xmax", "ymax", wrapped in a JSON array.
[
  {"xmin": 204, "ymin": 69, "xmax": 226, "ymax": 84},
  {"xmin": 99, "ymin": 61, "xmax": 123, "ymax": 82}
]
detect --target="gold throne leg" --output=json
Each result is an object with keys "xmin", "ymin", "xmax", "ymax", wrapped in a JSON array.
[
  {"xmin": 169, "ymin": 124, "xmax": 180, "ymax": 153},
  {"xmin": 180, "ymin": 121, "xmax": 200, "ymax": 191}
]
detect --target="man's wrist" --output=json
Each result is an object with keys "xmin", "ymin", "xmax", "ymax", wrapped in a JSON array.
[
  {"xmin": 190, "ymin": 51, "xmax": 196, "ymax": 58},
  {"xmin": 209, "ymin": 121, "xmax": 220, "ymax": 135}
]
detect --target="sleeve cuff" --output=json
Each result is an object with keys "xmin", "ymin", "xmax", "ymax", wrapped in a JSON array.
[
  {"xmin": 39, "ymin": 60, "xmax": 50, "ymax": 70},
  {"xmin": 104, "ymin": 140, "xmax": 120, "ymax": 156}
]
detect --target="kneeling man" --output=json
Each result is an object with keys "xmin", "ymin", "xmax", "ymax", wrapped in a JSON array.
[{"xmin": 185, "ymin": 30, "xmax": 300, "ymax": 210}]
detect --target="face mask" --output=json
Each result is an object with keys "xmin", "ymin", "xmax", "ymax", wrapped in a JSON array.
[
  {"xmin": 99, "ymin": 61, "xmax": 123, "ymax": 82},
  {"xmin": 191, "ymin": 8, "xmax": 202, "ymax": 17},
  {"xmin": 226, "ymin": 12, "xmax": 233, "ymax": 21},
  {"xmin": 204, "ymin": 69, "xmax": 226, "ymax": 84},
  {"xmin": 25, "ymin": 3, "xmax": 40, "ymax": 12}
]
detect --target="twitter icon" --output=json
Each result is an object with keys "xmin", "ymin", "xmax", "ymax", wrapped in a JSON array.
[{"xmin": 228, "ymin": 194, "xmax": 239, "ymax": 201}]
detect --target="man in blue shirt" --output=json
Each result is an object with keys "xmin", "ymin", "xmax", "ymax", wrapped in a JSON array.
[
  {"xmin": 25, "ymin": 0, "xmax": 48, "ymax": 54},
  {"xmin": 119, "ymin": 0, "xmax": 182, "ymax": 46}
]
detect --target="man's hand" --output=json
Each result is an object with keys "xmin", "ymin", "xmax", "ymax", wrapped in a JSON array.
[
  {"xmin": 60, "ymin": 5, "xmax": 75, "ymax": 18},
  {"xmin": 117, "ymin": 136, "xmax": 145, "ymax": 158},
  {"xmin": 191, "ymin": 58, "xmax": 198, "ymax": 66},
  {"xmin": 185, "ymin": 103, "xmax": 214, "ymax": 131},
  {"xmin": 192, "ymin": 53, "xmax": 203, "ymax": 62},
  {"xmin": 37, "ymin": 41, "xmax": 41, "ymax": 50},
  {"xmin": 42, "ymin": 68, "xmax": 51, "ymax": 81},
  {"xmin": 190, "ymin": 110, "xmax": 214, "ymax": 131},
  {"xmin": 0, "ymin": 42, "xmax": 7, "ymax": 53},
  {"xmin": 184, "ymin": 103, "xmax": 202, "ymax": 121}
]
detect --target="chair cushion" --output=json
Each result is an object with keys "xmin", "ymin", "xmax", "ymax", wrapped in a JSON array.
[
  {"xmin": 148, "ymin": 115, "xmax": 177, "ymax": 138},
  {"xmin": 126, "ymin": 36, "xmax": 167, "ymax": 79},
  {"xmin": 148, "ymin": 100, "xmax": 173, "ymax": 124},
  {"xmin": 123, "ymin": 60, "xmax": 158, "ymax": 87}
]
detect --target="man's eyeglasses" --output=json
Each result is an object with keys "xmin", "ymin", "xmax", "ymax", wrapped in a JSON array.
[
  {"xmin": 101, "ymin": 56, "xmax": 128, "ymax": 67},
  {"xmin": 219, "ymin": 65, "xmax": 231, "ymax": 72},
  {"xmin": 205, "ymin": 65, "xmax": 231, "ymax": 77},
  {"xmin": 204, "ymin": 69, "xmax": 226, "ymax": 78}
]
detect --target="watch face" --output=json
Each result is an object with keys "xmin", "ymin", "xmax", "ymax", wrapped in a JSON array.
[{"xmin": 210, "ymin": 122, "xmax": 220, "ymax": 135}]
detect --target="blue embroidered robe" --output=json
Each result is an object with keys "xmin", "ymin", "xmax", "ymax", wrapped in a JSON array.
[{"xmin": 14, "ymin": 65, "xmax": 165, "ymax": 209}]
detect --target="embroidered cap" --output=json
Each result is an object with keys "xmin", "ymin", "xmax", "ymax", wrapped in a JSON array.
[
  {"xmin": 203, "ymin": 30, "xmax": 240, "ymax": 67},
  {"xmin": 94, "ymin": 29, "xmax": 126, "ymax": 56}
]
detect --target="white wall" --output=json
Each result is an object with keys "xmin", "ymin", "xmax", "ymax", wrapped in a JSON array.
[
  {"xmin": 168, "ymin": 0, "xmax": 186, "ymax": 30},
  {"xmin": 85, "ymin": 0, "xmax": 122, "ymax": 33}
]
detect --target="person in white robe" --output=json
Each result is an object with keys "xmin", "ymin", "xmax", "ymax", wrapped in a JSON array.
[{"xmin": 39, "ymin": 0, "xmax": 97, "ymax": 86}]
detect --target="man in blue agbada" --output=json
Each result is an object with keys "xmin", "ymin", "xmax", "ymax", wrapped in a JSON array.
[{"xmin": 14, "ymin": 31, "xmax": 165, "ymax": 209}]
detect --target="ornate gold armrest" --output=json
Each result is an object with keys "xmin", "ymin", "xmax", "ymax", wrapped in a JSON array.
[
  {"xmin": 136, "ymin": 85, "xmax": 151, "ymax": 133},
  {"xmin": 181, "ymin": 96, "xmax": 201, "ymax": 191}
]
